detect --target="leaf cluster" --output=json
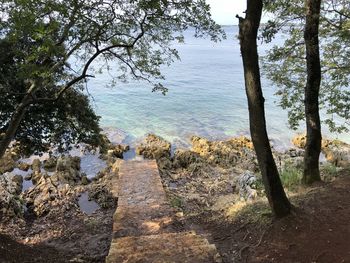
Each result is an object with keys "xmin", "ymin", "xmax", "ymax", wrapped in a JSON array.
[
  {"xmin": 0, "ymin": 0, "xmax": 224, "ymax": 154},
  {"xmin": 0, "ymin": 38, "xmax": 102, "ymax": 155},
  {"xmin": 262, "ymin": 0, "xmax": 350, "ymax": 133}
]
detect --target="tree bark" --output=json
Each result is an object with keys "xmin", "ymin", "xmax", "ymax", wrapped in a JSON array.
[
  {"xmin": 303, "ymin": 0, "xmax": 322, "ymax": 184},
  {"xmin": 0, "ymin": 83, "xmax": 35, "ymax": 159},
  {"xmin": 238, "ymin": 0, "xmax": 291, "ymax": 217}
]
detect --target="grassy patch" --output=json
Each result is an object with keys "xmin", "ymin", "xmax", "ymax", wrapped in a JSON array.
[
  {"xmin": 321, "ymin": 163, "xmax": 337, "ymax": 175},
  {"xmin": 84, "ymin": 218, "xmax": 99, "ymax": 231},
  {"xmin": 255, "ymin": 163, "xmax": 303, "ymax": 193},
  {"xmin": 169, "ymin": 196, "xmax": 184, "ymax": 209},
  {"xmin": 320, "ymin": 163, "xmax": 338, "ymax": 182},
  {"xmin": 226, "ymin": 200, "xmax": 272, "ymax": 225},
  {"xmin": 254, "ymin": 178, "xmax": 266, "ymax": 196},
  {"xmin": 280, "ymin": 165, "xmax": 303, "ymax": 191}
]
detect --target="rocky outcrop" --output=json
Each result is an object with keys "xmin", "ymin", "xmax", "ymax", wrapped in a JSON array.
[
  {"xmin": 323, "ymin": 140, "xmax": 350, "ymax": 168},
  {"xmin": 31, "ymin": 159, "xmax": 43, "ymax": 184},
  {"xmin": 191, "ymin": 136, "xmax": 256, "ymax": 169},
  {"xmin": 275, "ymin": 148, "xmax": 304, "ymax": 171},
  {"xmin": 22, "ymin": 154, "xmax": 115, "ymax": 217},
  {"xmin": 292, "ymin": 134, "xmax": 330, "ymax": 149},
  {"xmin": 292, "ymin": 134, "xmax": 307, "ymax": 149},
  {"xmin": 292, "ymin": 134, "xmax": 350, "ymax": 168},
  {"xmin": 53, "ymin": 156, "xmax": 81, "ymax": 185},
  {"xmin": 157, "ymin": 157, "xmax": 173, "ymax": 174},
  {"xmin": 99, "ymin": 134, "xmax": 113, "ymax": 154},
  {"xmin": 136, "ymin": 134, "xmax": 171, "ymax": 160},
  {"xmin": 152, "ymin": 136, "xmax": 260, "ymax": 212},
  {"xmin": 81, "ymin": 174, "xmax": 90, "ymax": 185},
  {"xmin": 17, "ymin": 162, "xmax": 30, "ymax": 171},
  {"xmin": 0, "ymin": 151, "xmax": 17, "ymax": 174},
  {"xmin": 31, "ymin": 159, "xmax": 41, "ymax": 172},
  {"xmin": 172, "ymin": 149, "xmax": 203, "ymax": 169},
  {"xmin": 107, "ymin": 144, "xmax": 130, "ymax": 159},
  {"xmin": 88, "ymin": 185, "xmax": 116, "ymax": 209},
  {"xmin": 23, "ymin": 176, "xmax": 78, "ymax": 216},
  {"xmin": 43, "ymin": 157, "xmax": 57, "ymax": 171},
  {"xmin": 100, "ymin": 143, "xmax": 130, "ymax": 168},
  {"xmin": 237, "ymin": 171, "xmax": 257, "ymax": 201},
  {"xmin": 0, "ymin": 173, "xmax": 24, "ymax": 217}
]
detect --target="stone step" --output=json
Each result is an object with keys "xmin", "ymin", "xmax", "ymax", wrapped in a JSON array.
[
  {"xmin": 112, "ymin": 160, "xmax": 176, "ymax": 238},
  {"xmin": 106, "ymin": 160, "xmax": 220, "ymax": 263},
  {"xmin": 112, "ymin": 204, "xmax": 175, "ymax": 238},
  {"xmin": 111, "ymin": 231, "xmax": 210, "ymax": 249},
  {"xmin": 106, "ymin": 232, "xmax": 218, "ymax": 263},
  {"xmin": 117, "ymin": 160, "xmax": 167, "ymax": 201}
]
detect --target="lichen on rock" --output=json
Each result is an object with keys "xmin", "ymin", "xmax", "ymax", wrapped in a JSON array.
[
  {"xmin": 292, "ymin": 134, "xmax": 330, "ymax": 149},
  {"xmin": 31, "ymin": 158, "xmax": 42, "ymax": 185},
  {"xmin": 136, "ymin": 134, "xmax": 171, "ymax": 160},
  {"xmin": 23, "ymin": 176, "xmax": 78, "ymax": 216},
  {"xmin": 322, "ymin": 140, "xmax": 350, "ymax": 168},
  {"xmin": 43, "ymin": 156, "xmax": 57, "ymax": 171},
  {"xmin": 0, "ymin": 173, "xmax": 24, "ymax": 217},
  {"xmin": 107, "ymin": 144, "xmax": 130, "ymax": 159},
  {"xmin": 190, "ymin": 136, "xmax": 256, "ymax": 169},
  {"xmin": 237, "ymin": 171, "xmax": 258, "ymax": 201},
  {"xmin": 292, "ymin": 134, "xmax": 350, "ymax": 168},
  {"xmin": 53, "ymin": 156, "xmax": 82, "ymax": 185},
  {"xmin": 172, "ymin": 149, "xmax": 203, "ymax": 169},
  {"xmin": 0, "ymin": 151, "xmax": 17, "ymax": 174}
]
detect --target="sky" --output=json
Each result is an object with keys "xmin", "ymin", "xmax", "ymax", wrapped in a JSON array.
[
  {"xmin": 206, "ymin": 0, "xmax": 247, "ymax": 25},
  {"xmin": 206, "ymin": 0, "xmax": 270, "ymax": 25}
]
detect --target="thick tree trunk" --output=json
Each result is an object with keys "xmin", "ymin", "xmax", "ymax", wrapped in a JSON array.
[
  {"xmin": 0, "ymin": 84, "xmax": 35, "ymax": 159},
  {"xmin": 238, "ymin": 0, "xmax": 291, "ymax": 217},
  {"xmin": 0, "ymin": 103, "xmax": 28, "ymax": 158},
  {"xmin": 303, "ymin": 0, "xmax": 322, "ymax": 184}
]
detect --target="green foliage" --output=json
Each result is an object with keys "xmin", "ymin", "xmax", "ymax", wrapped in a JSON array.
[
  {"xmin": 0, "ymin": 0, "xmax": 223, "ymax": 155},
  {"xmin": 230, "ymin": 199, "xmax": 272, "ymax": 225},
  {"xmin": 320, "ymin": 163, "xmax": 338, "ymax": 181},
  {"xmin": 262, "ymin": 0, "xmax": 350, "ymax": 133},
  {"xmin": 255, "ymin": 163, "xmax": 303, "ymax": 195},
  {"xmin": 170, "ymin": 196, "xmax": 184, "ymax": 209},
  {"xmin": 256, "ymin": 164, "xmax": 302, "ymax": 193},
  {"xmin": 84, "ymin": 217, "xmax": 99, "ymax": 231},
  {"xmin": 254, "ymin": 178, "xmax": 265, "ymax": 196},
  {"xmin": 1, "ymin": 0, "xmax": 223, "ymax": 91},
  {"xmin": 0, "ymin": 38, "xmax": 103, "ymax": 155},
  {"xmin": 279, "ymin": 164, "xmax": 303, "ymax": 191},
  {"xmin": 256, "ymin": 162, "xmax": 303, "ymax": 192}
]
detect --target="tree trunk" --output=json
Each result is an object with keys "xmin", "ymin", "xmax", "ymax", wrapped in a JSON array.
[
  {"xmin": 237, "ymin": 0, "xmax": 291, "ymax": 218},
  {"xmin": 303, "ymin": 0, "xmax": 322, "ymax": 184},
  {"xmin": 0, "ymin": 84, "xmax": 35, "ymax": 159}
]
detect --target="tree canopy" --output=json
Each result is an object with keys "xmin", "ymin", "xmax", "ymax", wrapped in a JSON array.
[
  {"xmin": 262, "ymin": 0, "xmax": 350, "ymax": 133},
  {"xmin": 0, "ymin": 0, "xmax": 223, "ymax": 156},
  {"xmin": 0, "ymin": 34, "xmax": 103, "ymax": 155}
]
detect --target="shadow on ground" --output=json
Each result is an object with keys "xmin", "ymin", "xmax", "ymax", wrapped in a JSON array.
[{"xmin": 188, "ymin": 170, "xmax": 350, "ymax": 263}]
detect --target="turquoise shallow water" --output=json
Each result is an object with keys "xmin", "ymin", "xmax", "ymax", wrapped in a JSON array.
[{"xmin": 87, "ymin": 26, "xmax": 349, "ymax": 149}]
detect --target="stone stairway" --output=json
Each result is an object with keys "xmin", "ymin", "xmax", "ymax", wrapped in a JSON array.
[{"xmin": 106, "ymin": 159, "xmax": 219, "ymax": 263}]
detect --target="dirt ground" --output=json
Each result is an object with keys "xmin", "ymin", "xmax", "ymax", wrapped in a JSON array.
[
  {"xmin": 0, "ymin": 202, "xmax": 114, "ymax": 263},
  {"xmin": 1, "ymin": 170, "xmax": 349, "ymax": 263},
  {"xmin": 188, "ymin": 170, "xmax": 350, "ymax": 263}
]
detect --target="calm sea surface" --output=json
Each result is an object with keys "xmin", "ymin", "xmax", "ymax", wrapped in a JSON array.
[{"xmin": 87, "ymin": 26, "xmax": 349, "ymax": 149}]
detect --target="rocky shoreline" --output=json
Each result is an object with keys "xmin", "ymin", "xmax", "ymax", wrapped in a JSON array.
[
  {"xmin": 0, "ymin": 139, "xmax": 130, "ymax": 262},
  {"xmin": 0, "ymin": 133, "xmax": 349, "ymax": 262},
  {"xmin": 135, "ymin": 133, "xmax": 350, "ymax": 214}
]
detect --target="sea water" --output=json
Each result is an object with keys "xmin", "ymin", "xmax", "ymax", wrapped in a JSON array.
[{"xmin": 87, "ymin": 26, "xmax": 349, "ymax": 149}]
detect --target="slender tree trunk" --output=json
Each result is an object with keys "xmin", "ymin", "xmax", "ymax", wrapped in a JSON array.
[
  {"xmin": 237, "ymin": 0, "xmax": 291, "ymax": 218},
  {"xmin": 303, "ymin": 0, "xmax": 322, "ymax": 184},
  {"xmin": 0, "ymin": 83, "xmax": 35, "ymax": 159}
]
